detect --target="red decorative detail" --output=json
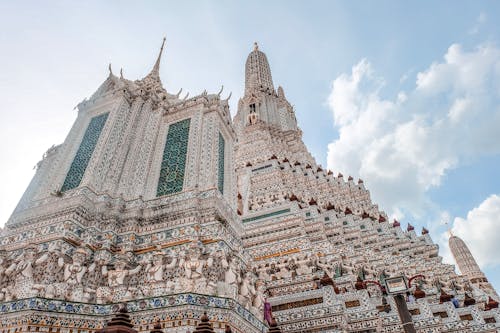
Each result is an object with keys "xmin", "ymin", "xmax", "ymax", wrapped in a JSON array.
[
  {"xmin": 268, "ymin": 318, "xmax": 282, "ymax": 333},
  {"xmin": 294, "ymin": 161, "xmax": 301, "ymax": 166},
  {"xmin": 348, "ymin": 176, "xmax": 353, "ymax": 181},
  {"xmin": 485, "ymin": 297, "xmax": 499, "ymax": 310},
  {"xmin": 358, "ymin": 179, "xmax": 364, "ymax": 184},
  {"xmin": 289, "ymin": 194, "xmax": 298, "ymax": 201},
  {"xmin": 305, "ymin": 164, "xmax": 312, "ymax": 169},
  {"xmin": 327, "ymin": 170, "xmax": 333, "ymax": 175},
  {"xmin": 408, "ymin": 274, "xmax": 425, "ymax": 288},
  {"xmin": 393, "ymin": 219, "xmax": 400, "ymax": 227},
  {"xmin": 246, "ymin": 162, "xmax": 252, "ymax": 167},
  {"xmin": 320, "ymin": 272, "xmax": 334, "ymax": 287},
  {"xmin": 317, "ymin": 166, "xmax": 323, "ymax": 172},
  {"xmin": 463, "ymin": 293, "xmax": 476, "ymax": 306},
  {"xmin": 379, "ymin": 215, "xmax": 386, "ymax": 223},
  {"xmin": 355, "ymin": 277, "xmax": 366, "ymax": 290},
  {"xmin": 150, "ymin": 321, "xmax": 163, "ymax": 333},
  {"xmin": 270, "ymin": 154, "xmax": 278, "ymax": 160},
  {"xmin": 413, "ymin": 286, "xmax": 426, "ymax": 299},
  {"xmin": 344, "ymin": 207, "xmax": 352, "ymax": 215},
  {"xmin": 282, "ymin": 158, "xmax": 289, "ymax": 163},
  {"xmin": 439, "ymin": 290, "xmax": 452, "ymax": 303},
  {"xmin": 309, "ymin": 198, "xmax": 317, "ymax": 206},
  {"xmin": 325, "ymin": 202, "xmax": 335, "ymax": 210},
  {"xmin": 421, "ymin": 227, "xmax": 429, "ymax": 235},
  {"xmin": 97, "ymin": 306, "xmax": 137, "ymax": 333},
  {"xmin": 334, "ymin": 285, "xmax": 340, "ymax": 294},
  {"xmin": 407, "ymin": 223, "xmax": 414, "ymax": 232},
  {"xmin": 337, "ymin": 172, "xmax": 343, "ymax": 178},
  {"xmin": 364, "ymin": 280, "xmax": 385, "ymax": 293},
  {"xmin": 361, "ymin": 212, "xmax": 369, "ymax": 219}
]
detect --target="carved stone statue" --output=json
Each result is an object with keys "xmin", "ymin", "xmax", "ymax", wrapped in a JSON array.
[
  {"xmin": 316, "ymin": 257, "xmax": 335, "ymax": 279},
  {"xmin": 0, "ymin": 250, "xmax": 11, "ymax": 301},
  {"xmin": 239, "ymin": 271, "xmax": 256, "ymax": 309},
  {"xmin": 55, "ymin": 247, "xmax": 95, "ymax": 302},
  {"xmin": 205, "ymin": 248, "xmax": 225, "ymax": 295},
  {"xmin": 145, "ymin": 251, "xmax": 165, "ymax": 283},
  {"xmin": 89, "ymin": 249, "xmax": 111, "ymax": 299},
  {"xmin": 252, "ymin": 279, "xmax": 267, "ymax": 319},
  {"xmin": 4, "ymin": 245, "xmax": 48, "ymax": 299},
  {"xmin": 97, "ymin": 254, "xmax": 141, "ymax": 303},
  {"xmin": 178, "ymin": 241, "xmax": 212, "ymax": 293},
  {"xmin": 219, "ymin": 255, "xmax": 240, "ymax": 298},
  {"xmin": 295, "ymin": 255, "xmax": 313, "ymax": 276},
  {"xmin": 143, "ymin": 250, "xmax": 177, "ymax": 296}
]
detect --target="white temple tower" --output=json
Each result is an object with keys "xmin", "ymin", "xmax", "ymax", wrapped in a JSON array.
[
  {"xmin": 449, "ymin": 233, "xmax": 498, "ymax": 297},
  {"xmin": 0, "ymin": 40, "xmax": 499, "ymax": 333}
]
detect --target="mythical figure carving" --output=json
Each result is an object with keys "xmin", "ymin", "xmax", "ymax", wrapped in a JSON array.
[
  {"xmin": 239, "ymin": 271, "xmax": 256, "ymax": 309},
  {"xmin": 97, "ymin": 254, "xmax": 141, "ymax": 303},
  {"xmin": 220, "ymin": 253, "xmax": 240, "ymax": 298},
  {"xmin": 178, "ymin": 241, "xmax": 213, "ymax": 293},
  {"xmin": 52, "ymin": 247, "xmax": 95, "ymax": 302},
  {"xmin": 4, "ymin": 245, "xmax": 48, "ymax": 299},
  {"xmin": 252, "ymin": 279, "xmax": 267, "ymax": 319}
]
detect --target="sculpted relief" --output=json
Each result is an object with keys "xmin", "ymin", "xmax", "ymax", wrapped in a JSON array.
[{"xmin": 0, "ymin": 238, "xmax": 265, "ymax": 317}]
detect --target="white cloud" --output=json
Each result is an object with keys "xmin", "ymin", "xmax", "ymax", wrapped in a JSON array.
[
  {"xmin": 451, "ymin": 194, "xmax": 500, "ymax": 268},
  {"xmin": 326, "ymin": 43, "xmax": 500, "ymax": 218}
]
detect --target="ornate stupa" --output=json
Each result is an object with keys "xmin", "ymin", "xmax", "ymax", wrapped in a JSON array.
[{"xmin": 0, "ymin": 40, "xmax": 498, "ymax": 333}]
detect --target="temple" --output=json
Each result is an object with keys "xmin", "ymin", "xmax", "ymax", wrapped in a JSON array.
[{"xmin": 0, "ymin": 40, "xmax": 498, "ymax": 333}]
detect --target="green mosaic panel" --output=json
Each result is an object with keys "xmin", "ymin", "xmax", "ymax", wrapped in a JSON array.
[
  {"xmin": 61, "ymin": 113, "xmax": 109, "ymax": 192},
  {"xmin": 157, "ymin": 118, "xmax": 191, "ymax": 196},
  {"xmin": 242, "ymin": 208, "xmax": 291, "ymax": 223},
  {"xmin": 218, "ymin": 132, "xmax": 225, "ymax": 194}
]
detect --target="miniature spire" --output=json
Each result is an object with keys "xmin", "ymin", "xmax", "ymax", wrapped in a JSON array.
[
  {"xmin": 148, "ymin": 37, "xmax": 166, "ymax": 79},
  {"xmin": 245, "ymin": 41, "xmax": 274, "ymax": 94},
  {"xmin": 449, "ymin": 232, "xmax": 483, "ymax": 279},
  {"xmin": 446, "ymin": 222, "xmax": 453, "ymax": 237}
]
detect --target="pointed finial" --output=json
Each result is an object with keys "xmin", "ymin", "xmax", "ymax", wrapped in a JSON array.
[
  {"xmin": 108, "ymin": 63, "xmax": 113, "ymax": 76},
  {"xmin": 176, "ymin": 88, "xmax": 183, "ymax": 98},
  {"xmin": 120, "ymin": 68, "xmax": 124, "ymax": 79},
  {"xmin": 445, "ymin": 222, "xmax": 454, "ymax": 237},
  {"xmin": 149, "ymin": 37, "xmax": 166, "ymax": 78},
  {"xmin": 253, "ymin": 42, "xmax": 259, "ymax": 51}
]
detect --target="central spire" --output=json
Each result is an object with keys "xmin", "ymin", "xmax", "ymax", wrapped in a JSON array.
[
  {"xmin": 147, "ymin": 37, "xmax": 166, "ymax": 79},
  {"xmin": 245, "ymin": 42, "xmax": 274, "ymax": 94}
]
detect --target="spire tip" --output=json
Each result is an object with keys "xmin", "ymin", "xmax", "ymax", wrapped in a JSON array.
[{"xmin": 148, "ymin": 37, "xmax": 167, "ymax": 78}]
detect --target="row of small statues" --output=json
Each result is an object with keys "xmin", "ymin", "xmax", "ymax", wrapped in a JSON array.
[
  {"xmin": 2, "ymin": 241, "xmax": 487, "ymax": 316},
  {"xmin": 253, "ymin": 254, "xmax": 387, "ymax": 282},
  {"xmin": 0, "ymin": 241, "xmax": 267, "ymax": 318}
]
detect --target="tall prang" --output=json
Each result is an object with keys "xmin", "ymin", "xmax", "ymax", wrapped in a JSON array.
[
  {"xmin": 234, "ymin": 43, "xmax": 500, "ymax": 332},
  {"xmin": 233, "ymin": 42, "xmax": 313, "ymax": 168},
  {"xmin": 449, "ymin": 233, "xmax": 498, "ymax": 297},
  {"xmin": 0, "ymin": 41, "xmax": 499, "ymax": 333},
  {"xmin": 234, "ymin": 42, "xmax": 377, "ymax": 218},
  {"xmin": 0, "ymin": 39, "xmax": 264, "ymax": 333}
]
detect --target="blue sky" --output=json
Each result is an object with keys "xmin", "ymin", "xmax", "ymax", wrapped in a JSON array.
[{"xmin": 0, "ymin": 1, "xmax": 499, "ymax": 290}]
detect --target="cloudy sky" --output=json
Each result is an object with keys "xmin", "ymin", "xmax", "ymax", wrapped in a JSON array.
[{"xmin": 0, "ymin": 1, "xmax": 499, "ymax": 289}]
